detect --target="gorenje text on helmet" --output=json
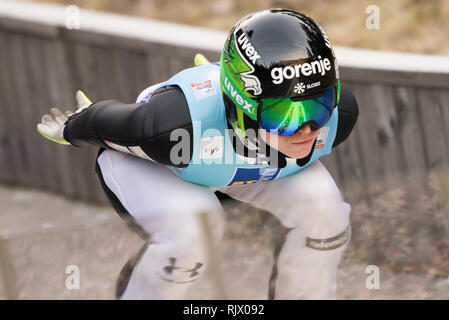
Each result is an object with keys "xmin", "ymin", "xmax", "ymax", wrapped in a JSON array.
[{"xmin": 271, "ymin": 56, "xmax": 332, "ymax": 85}]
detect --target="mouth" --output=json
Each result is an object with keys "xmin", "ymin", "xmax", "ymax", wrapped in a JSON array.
[{"xmin": 291, "ymin": 137, "xmax": 316, "ymax": 145}]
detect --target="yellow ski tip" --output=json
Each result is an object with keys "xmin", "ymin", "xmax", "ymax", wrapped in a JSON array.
[{"xmin": 194, "ymin": 53, "xmax": 210, "ymax": 66}]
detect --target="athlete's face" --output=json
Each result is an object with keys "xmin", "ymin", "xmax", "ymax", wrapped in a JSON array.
[{"xmin": 259, "ymin": 124, "xmax": 320, "ymax": 159}]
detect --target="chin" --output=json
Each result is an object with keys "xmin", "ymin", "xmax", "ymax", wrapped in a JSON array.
[
  {"xmin": 287, "ymin": 152, "xmax": 310, "ymax": 159},
  {"xmin": 285, "ymin": 144, "xmax": 314, "ymax": 159}
]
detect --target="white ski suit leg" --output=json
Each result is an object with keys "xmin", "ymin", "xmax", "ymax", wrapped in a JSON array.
[
  {"xmin": 220, "ymin": 160, "xmax": 351, "ymax": 299},
  {"xmin": 97, "ymin": 150, "xmax": 225, "ymax": 299},
  {"xmin": 97, "ymin": 149, "xmax": 349, "ymax": 299}
]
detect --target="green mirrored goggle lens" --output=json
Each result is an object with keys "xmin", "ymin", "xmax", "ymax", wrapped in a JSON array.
[{"xmin": 259, "ymin": 84, "xmax": 338, "ymax": 135}]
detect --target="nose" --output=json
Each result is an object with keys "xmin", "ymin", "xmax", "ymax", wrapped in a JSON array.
[{"xmin": 300, "ymin": 124, "xmax": 312, "ymax": 135}]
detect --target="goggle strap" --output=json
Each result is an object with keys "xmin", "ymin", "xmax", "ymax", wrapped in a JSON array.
[{"xmin": 336, "ymin": 80, "xmax": 341, "ymax": 105}]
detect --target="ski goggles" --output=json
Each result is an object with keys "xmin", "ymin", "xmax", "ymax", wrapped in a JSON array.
[{"xmin": 259, "ymin": 82, "xmax": 340, "ymax": 136}]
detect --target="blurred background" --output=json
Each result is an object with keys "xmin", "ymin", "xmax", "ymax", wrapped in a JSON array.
[
  {"xmin": 0, "ymin": 0, "xmax": 448, "ymax": 299},
  {"xmin": 26, "ymin": 0, "xmax": 449, "ymax": 55}
]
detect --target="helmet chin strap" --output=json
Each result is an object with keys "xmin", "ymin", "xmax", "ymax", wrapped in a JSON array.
[
  {"xmin": 225, "ymin": 96, "xmax": 259, "ymax": 152},
  {"xmin": 230, "ymin": 117, "xmax": 259, "ymax": 151},
  {"xmin": 236, "ymin": 107, "xmax": 246, "ymax": 136}
]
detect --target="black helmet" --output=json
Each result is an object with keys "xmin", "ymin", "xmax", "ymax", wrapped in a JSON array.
[{"xmin": 220, "ymin": 9, "xmax": 340, "ymax": 136}]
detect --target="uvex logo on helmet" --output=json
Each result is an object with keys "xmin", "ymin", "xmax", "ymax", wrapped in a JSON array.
[
  {"xmin": 236, "ymin": 32, "xmax": 261, "ymax": 64},
  {"xmin": 234, "ymin": 28, "xmax": 262, "ymax": 96},
  {"xmin": 271, "ymin": 56, "xmax": 332, "ymax": 85},
  {"xmin": 223, "ymin": 76, "xmax": 255, "ymax": 114}
]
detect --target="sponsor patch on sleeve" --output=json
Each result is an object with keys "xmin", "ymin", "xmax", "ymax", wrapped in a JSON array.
[
  {"xmin": 314, "ymin": 127, "xmax": 329, "ymax": 149},
  {"xmin": 191, "ymin": 80, "xmax": 216, "ymax": 100},
  {"xmin": 200, "ymin": 136, "xmax": 224, "ymax": 159}
]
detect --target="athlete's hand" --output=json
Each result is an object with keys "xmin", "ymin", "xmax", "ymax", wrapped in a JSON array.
[
  {"xmin": 37, "ymin": 107, "xmax": 71, "ymax": 145},
  {"xmin": 37, "ymin": 90, "xmax": 93, "ymax": 145},
  {"xmin": 72, "ymin": 90, "xmax": 93, "ymax": 114}
]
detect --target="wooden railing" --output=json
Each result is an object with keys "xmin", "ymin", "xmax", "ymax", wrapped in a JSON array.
[{"xmin": 0, "ymin": 0, "xmax": 448, "ymax": 203}]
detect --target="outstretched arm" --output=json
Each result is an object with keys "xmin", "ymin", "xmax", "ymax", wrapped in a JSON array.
[{"xmin": 38, "ymin": 86, "xmax": 194, "ymax": 168}]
